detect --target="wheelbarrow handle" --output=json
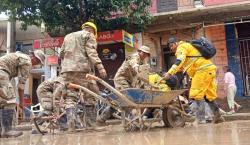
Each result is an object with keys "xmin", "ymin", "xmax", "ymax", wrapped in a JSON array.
[
  {"xmin": 68, "ymin": 83, "xmax": 80, "ymax": 89},
  {"xmin": 86, "ymin": 74, "xmax": 100, "ymax": 81}
]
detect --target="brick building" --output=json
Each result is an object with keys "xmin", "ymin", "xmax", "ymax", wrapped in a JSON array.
[{"xmin": 143, "ymin": 0, "xmax": 250, "ymax": 97}]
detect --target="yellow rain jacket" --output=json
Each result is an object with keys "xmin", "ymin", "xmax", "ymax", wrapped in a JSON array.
[{"xmin": 167, "ymin": 41, "xmax": 217, "ymax": 101}]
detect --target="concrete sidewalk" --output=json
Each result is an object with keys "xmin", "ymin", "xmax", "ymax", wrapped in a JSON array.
[{"xmin": 223, "ymin": 113, "xmax": 250, "ymax": 121}]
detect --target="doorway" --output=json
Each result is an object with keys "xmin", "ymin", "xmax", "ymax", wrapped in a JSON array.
[
  {"xmin": 236, "ymin": 23, "xmax": 250, "ymax": 96},
  {"xmin": 97, "ymin": 43, "xmax": 125, "ymax": 87}
]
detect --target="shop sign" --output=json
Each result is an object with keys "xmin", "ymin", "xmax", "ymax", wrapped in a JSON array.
[
  {"xmin": 41, "ymin": 37, "xmax": 64, "ymax": 48},
  {"xmin": 97, "ymin": 30, "xmax": 123, "ymax": 42},
  {"xmin": 34, "ymin": 37, "xmax": 64, "ymax": 49},
  {"xmin": 33, "ymin": 40, "xmax": 40, "ymax": 49},
  {"xmin": 122, "ymin": 30, "xmax": 134, "ymax": 47},
  {"xmin": 47, "ymin": 55, "xmax": 59, "ymax": 65}
]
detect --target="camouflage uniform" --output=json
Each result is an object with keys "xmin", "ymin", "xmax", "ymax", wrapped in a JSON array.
[
  {"xmin": 60, "ymin": 29, "xmax": 104, "ymax": 91},
  {"xmin": 0, "ymin": 52, "xmax": 31, "ymax": 137},
  {"xmin": 59, "ymin": 30, "xmax": 105, "ymax": 127},
  {"xmin": 0, "ymin": 52, "xmax": 31, "ymax": 105},
  {"xmin": 114, "ymin": 53, "xmax": 149, "ymax": 90},
  {"xmin": 36, "ymin": 77, "xmax": 66, "ymax": 112}
]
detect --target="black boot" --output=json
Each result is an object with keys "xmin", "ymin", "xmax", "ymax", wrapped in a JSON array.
[
  {"xmin": 195, "ymin": 100, "xmax": 206, "ymax": 124},
  {"xmin": 66, "ymin": 108, "xmax": 76, "ymax": 132},
  {"xmin": 96, "ymin": 106, "xmax": 114, "ymax": 126},
  {"xmin": 205, "ymin": 100, "xmax": 225, "ymax": 124},
  {"xmin": 0, "ymin": 109, "xmax": 23, "ymax": 138},
  {"xmin": 85, "ymin": 105, "xmax": 98, "ymax": 128}
]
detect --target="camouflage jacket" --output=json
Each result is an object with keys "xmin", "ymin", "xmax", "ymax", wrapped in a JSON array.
[
  {"xmin": 36, "ymin": 77, "xmax": 66, "ymax": 99},
  {"xmin": 114, "ymin": 53, "xmax": 149, "ymax": 88},
  {"xmin": 60, "ymin": 30, "xmax": 104, "ymax": 73},
  {"xmin": 0, "ymin": 52, "xmax": 31, "ymax": 90}
]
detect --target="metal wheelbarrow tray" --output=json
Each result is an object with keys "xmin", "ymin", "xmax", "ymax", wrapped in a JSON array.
[{"xmin": 68, "ymin": 74, "xmax": 191, "ymax": 131}]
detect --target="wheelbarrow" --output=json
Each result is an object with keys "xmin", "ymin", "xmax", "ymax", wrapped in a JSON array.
[{"xmin": 68, "ymin": 74, "xmax": 193, "ymax": 131}]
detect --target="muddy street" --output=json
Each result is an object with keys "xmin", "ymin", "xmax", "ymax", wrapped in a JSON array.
[{"xmin": 1, "ymin": 120, "xmax": 250, "ymax": 145}]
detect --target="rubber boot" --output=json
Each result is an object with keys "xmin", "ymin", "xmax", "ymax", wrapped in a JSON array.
[
  {"xmin": 85, "ymin": 105, "xmax": 97, "ymax": 128},
  {"xmin": 206, "ymin": 100, "xmax": 225, "ymax": 124},
  {"xmin": 58, "ymin": 114, "xmax": 68, "ymax": 131},
  {"xmin": 66, "ymin": 108, "xmax": 76, "ymax": 132},
  {"xmin": 96, "ymin": 106, "xmax": 114, "ymax": 126},
  {"xmin": 0, "ymin": 109, "xmax": 23, "ymax": 138},
  {"xmin": 194, "ymin": 100, "xmax": 206, "ymax": 124}
]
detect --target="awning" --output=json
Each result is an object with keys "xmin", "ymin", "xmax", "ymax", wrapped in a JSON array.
[{"xmin": 147, "ymin": 1, "xmax": 250, "ymax": 33}]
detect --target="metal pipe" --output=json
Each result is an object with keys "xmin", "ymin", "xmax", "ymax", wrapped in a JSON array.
[{"xmin": 86, "ymin": 74, "xmax": 138, "ymax": 107}]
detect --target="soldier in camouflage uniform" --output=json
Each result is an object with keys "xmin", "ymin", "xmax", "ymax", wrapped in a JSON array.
[
  {"xmin": 0, "ymin": 50, "xmax": 45, "ymax": 138},
  {"xmin": 113, "ymin": 45, "xmax": 151, "ymax": 90},
  {"xmin": 32, "ymin": 76, "xmax": 68, "ymax": 132},
  {"xmin": 97, "ymin": 45, "xmax": 151, "ymax": 124},
  {"xmin": 59, "ymin": 22, "xmax": 107, "ymax": 129},
  {"xmin": 36, "ymin": 76, "xmax": 66, "ymax": 114}
]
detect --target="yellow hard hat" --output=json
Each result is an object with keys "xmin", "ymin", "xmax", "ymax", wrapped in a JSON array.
[{"xmin": 81, "ymin": 22, "xmax": 97, "ymax": 37}]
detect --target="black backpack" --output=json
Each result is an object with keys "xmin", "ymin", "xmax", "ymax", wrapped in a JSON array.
[{"xmin": 189, "ymin": 37, "xmax": 216, "ymax": 59}]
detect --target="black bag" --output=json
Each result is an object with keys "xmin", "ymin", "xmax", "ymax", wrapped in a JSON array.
[{"xmin": 189, "ymin": 37, "xmax": 216, "ymax": 59}]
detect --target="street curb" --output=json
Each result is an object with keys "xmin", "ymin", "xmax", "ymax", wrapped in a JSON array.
[
  {"xmin": 223, "ymin": 113, "xmax": 250, "ymax": 121},
  {"xmin": 13, "ymin": 124, "xmax": 32, "ymax": 131}
]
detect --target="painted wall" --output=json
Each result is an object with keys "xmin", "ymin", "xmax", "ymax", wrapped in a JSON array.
[
  {"xmin": 0, "ymin": 32, "xmax": 7, "ymax": 52},
  {"xmin": 225, "ymin": 24, "xmax": 244, "ymax": 97},
  {"xmin": 150, "ymin": 0, "xmax": 157, "ymax": 14}
]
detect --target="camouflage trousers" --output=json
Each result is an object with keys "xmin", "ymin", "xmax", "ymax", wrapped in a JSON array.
[
  {"xmin": 60, "ymin": 72, "xmax": 99, "ymax": 125},
  {"xmin": 37, "ymin": 92, "xmax": 53, "ymax": 112},
  {"xmin": 0, "ymin": 70, "xmax": 15, "ymax": 107}
]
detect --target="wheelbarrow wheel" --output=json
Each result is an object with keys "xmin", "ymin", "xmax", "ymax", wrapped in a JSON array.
[
  {"xmin": 33, "ymin": 114, "xmax": 59, "ymax": 135},
  {"xmin": 162, "ymin": 107, "xmax": 185, "ymax": 128}
]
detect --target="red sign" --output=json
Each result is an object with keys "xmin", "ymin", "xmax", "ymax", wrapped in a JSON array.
[
  {"xmin": 47, "ymin": 55, "xmax": 59, "ymax": 65},
  {"xmin": 97, "ymin": 30, "xmax": 123, "ymax": 42},
  {"xmin": 41, "ymin": 37, "xmax": 64, "ymax": 48},
  {"xmin": 33, "ymin": 39, "xmax": 40, "ymax": 49}
]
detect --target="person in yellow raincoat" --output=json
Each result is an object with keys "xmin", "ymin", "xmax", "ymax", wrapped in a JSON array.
[{"xmin": 162, "ymin": 37, "xmax": 224, "ymax": 124}]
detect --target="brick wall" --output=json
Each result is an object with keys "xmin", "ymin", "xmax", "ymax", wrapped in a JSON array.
[
  {"xmin": 143, "ymin": 26, "xmax": 228, "ymax": 98},
  {"xmin": 205, "ymin": 25, "xmax": 228, "ymax": 98},
  {"xmin": 142, "ymin": 33, "xmax": 163, "ymax": 70}
]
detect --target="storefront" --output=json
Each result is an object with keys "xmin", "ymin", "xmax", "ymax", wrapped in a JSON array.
[
  {"xmin": 96, "ymin": 30, "xmax": 138, "ymax": 86},
  {"xmin": 30, "ymin": 30, "xmax": 137, "ymax": 100},
  {"xmin": 30, "ymin": 37, "xmax": 63, "ymax": 104}
]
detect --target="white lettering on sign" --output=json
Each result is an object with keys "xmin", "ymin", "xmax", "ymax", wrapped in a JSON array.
[{"xmin": 98, "ymin": 33, "xmax": 114, "ymax": 40}]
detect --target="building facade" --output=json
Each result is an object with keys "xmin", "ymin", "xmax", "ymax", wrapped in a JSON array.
[{"xmin": 144, "ymin": 0, "xmax": 250, "ymax": 97}]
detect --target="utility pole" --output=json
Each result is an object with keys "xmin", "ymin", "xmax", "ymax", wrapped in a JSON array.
[{"xmin": 6, "ymin": 20, "xmax": 16, "ymax": 53}]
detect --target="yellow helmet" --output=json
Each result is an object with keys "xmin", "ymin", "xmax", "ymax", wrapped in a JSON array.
[{"xmin": 81, "ymin": 22, "xmax": 97, "ymax": 37}]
